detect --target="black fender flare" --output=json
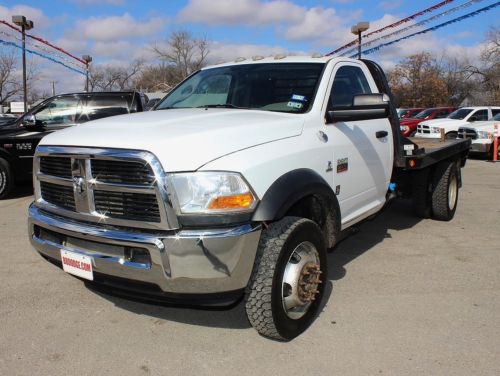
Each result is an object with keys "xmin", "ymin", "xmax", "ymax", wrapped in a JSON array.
[
  {"xmin": 252, "ymin": 168, "xmax": 340, "ymax": 222},
  {"xmin": 0, "ymin": 147, "xmax": 13, "ymax": 163}
]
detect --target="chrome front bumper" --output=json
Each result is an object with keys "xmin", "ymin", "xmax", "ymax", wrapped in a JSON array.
[{"xmin": 28, "ymin": 204, "xmax": 261, "ymax": 295}]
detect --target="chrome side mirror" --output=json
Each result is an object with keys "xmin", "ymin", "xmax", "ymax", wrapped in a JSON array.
[{"xmin": 23, "ymin": 114, "xmax": 37, "ymax": 127}]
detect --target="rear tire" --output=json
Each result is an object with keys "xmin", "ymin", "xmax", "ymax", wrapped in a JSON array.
[
  {"xmin": 431, "ymin": 161, "xmax": 459, "ymax": 221},
  {"xmin": 0, "ymin": 158, "xmax": 14, "ymax": 200},
  {"xmin": 245, "ymin": 217, "xmax": 327, "ymax": 341}
]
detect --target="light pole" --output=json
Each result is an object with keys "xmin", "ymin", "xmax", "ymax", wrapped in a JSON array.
[
  {"xmin": 12, "ymin": 15, "xmax": 34, "ymax": 114},
  {"xmin": 82, "ymin": 55, "xmax": 92, "ymax": 92},
  {"xmin": 351, "ymin": 21, "xmax": 369, "ymax": 59}
]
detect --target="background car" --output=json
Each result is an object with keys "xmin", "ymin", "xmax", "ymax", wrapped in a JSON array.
[
  {"xmin": 400, "ymin": 107, "xmax": 455, "ymax": 137},
  {"xmin": 0, "ymin": 91, "xmax": 145, "ymax": 199},
  {"xmin": 398, "ymin": 107, "xmax": 425, "ymax": 119},
  {"xmin": 415, "ymin": 106, "xmax": 500, "ymax": 139}
]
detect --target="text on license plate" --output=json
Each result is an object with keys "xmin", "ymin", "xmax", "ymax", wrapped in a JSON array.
[{"xmin": 60, "ymin": 249, "xmax": 93, "ymax": 281}]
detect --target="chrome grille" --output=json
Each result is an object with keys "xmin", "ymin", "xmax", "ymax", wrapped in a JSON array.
[
  {"xmin": 40, "ymin": 181, "xmax": 76, "ymax": 211},
  {"xmin": 91, "ymin": 159, "xmax": 155, "ymax": 185},
  {"xmin": 417, "ymin": 125, "xmax": 431, "ymax": 134},
  {"xmin": 458, "ymin": 128, "xmax": 477, "ymax": 140},
  {"xmin": 40, "ymin": 156, "xmax": 72, "ymax": 179},
  {"xmin": 34, "ymin": 146, "xmax": 178, "ymax": 230},
  {"xmin": 94, "ymin": 190, "xmax": 161, "ymax": 222}
]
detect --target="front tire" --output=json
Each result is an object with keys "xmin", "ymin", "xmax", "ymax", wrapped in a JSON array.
[
  {"xmin": 431, "ymin": 161, "xmax": 459, "ymax": 221},
  {"xmin": 445, "ymin": 131, "xmax": 458, "ymax": 140},
  {"xmin": 0, "ymin": 158, "xmax": 14, "ymax": 200},
  {"xmin": 245, "ymin": 217, "xmax": 327, "ymax": 340}
]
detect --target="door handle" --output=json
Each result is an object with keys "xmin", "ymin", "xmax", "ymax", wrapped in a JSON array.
[{"xmin": 376, "ymin": 130, "xmax": 388, "ymax": 139}]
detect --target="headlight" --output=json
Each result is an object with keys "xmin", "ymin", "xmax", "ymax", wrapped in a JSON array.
[
  {"xmin": 476, "ymin": 131, "xmax": 490, "ymax": 139},
  {"xmin": 431, "ymin": 127, "xmax": 441, "ymax": 133},
  {"xmin": 400, "ymin": 125, "xmax": 409, "ymax": 132},
  {"xmin": 169, "ymin": 172, "xmax": 257, "ymax": 214}
]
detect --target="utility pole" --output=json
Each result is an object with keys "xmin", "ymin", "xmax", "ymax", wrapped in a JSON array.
[
  {"xmin": 12, "ymin": 15, "xmax": 34, "ymax": 114},
  {"xmin": 51, "ymin": 81, "xmax": 56, "ymax": 96},
  {"xmin": 351, "ymin": 22, "xmax": 369, "ymax": 59},
  {"xmin": 82, "ymin": 55, "xmax": 92, "ymax": 92}
]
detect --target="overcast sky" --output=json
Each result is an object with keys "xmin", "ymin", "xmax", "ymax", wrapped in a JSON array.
[{"xmin": 0, "ymin": 0, "xmax": 498, "ymax": 94}]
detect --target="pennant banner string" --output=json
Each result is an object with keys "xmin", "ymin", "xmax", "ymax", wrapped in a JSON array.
[
  {"xmin": 341, "ymin": 0, "xmax": 485, "ymax": 57},
  {"xmin": 327, "ymin": 0, "xmax": 456, "ymax": 55},
  {"xmin": 352, "ymin": 1, "xmax": 500, "ymax": 58},
  {"xmin": 0, "ymin": 38, "xmax": 86, "ymax": 76}
]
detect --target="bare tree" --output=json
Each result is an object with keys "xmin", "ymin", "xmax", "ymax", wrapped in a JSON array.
[
  {"xmin": 466, "ymin": 27, "xmax": 500, "ymax": 104},
  {"xmin": 153, "ymin": 30, "xmax": 210, "ymax": 85},
  {"xmin": 0, "ymin": 49, "xmax": 22, "ymax": 107},
  {"xmin": 88, "ymin": 60, "xmax": 144, "ymax": 92},
  {"xmin": 134, "ymin": 63, "xmax": 178, "ymax": 92}
]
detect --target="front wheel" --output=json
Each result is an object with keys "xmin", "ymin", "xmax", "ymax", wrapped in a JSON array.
[
  {"xmin": 445, "ymin": 131, "xmax": 458, "ymax": 140},
  {"xmin": 0, "ymin": 158, "xmax": 14, "ymax": 200},
  {"xmin": 245, "ymin": 217, "xmax": 327, "ymax": 340}
]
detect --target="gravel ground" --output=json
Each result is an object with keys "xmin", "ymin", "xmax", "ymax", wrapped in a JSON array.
[{"xmin": 0, "ymin": 158, "xmax": 499, "ymax": 376}]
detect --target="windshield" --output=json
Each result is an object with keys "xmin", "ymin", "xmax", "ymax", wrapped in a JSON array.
[
  {"xmin": 156, "ymin": 63, "xmax": 325, "ymax": 113},
  {"xmin": 448, "ymin": 108, "xmax": 473, "ymax": 120},
  {"xmin": 414, "ymin": 109, "xmax": 434, "ymax": 119}
]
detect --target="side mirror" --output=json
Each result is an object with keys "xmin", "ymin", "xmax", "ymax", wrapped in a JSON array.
[
  {"xmin": 23, "ymin": 114, "xmax": 37, "ymax": 127},
  {"xmin": 326, "ymin": 93, "xmax": 389, "ymax": 123}
]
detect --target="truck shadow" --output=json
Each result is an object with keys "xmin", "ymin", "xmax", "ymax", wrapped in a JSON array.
[
  {"xmin": 86, "ymin": 198, "xmax": 420, "ymax": 331},
  {"xmin": 327, "ymin": 199, "xmax": 421, "ymax": 281}
]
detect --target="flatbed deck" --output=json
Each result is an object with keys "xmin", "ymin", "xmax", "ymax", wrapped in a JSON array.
[{"xmin": 400, "ymin": 137, "xmax": 471, "ymax": 170}]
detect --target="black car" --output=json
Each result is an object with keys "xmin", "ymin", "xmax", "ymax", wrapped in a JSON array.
[{"xmin": 0, "ymin": 91, "xmax": 144, "ymax": 199}]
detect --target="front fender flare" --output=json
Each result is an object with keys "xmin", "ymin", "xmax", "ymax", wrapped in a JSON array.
[{"xmin": 252, "ymin": 168, "xmax": 339, "ymax": 222}]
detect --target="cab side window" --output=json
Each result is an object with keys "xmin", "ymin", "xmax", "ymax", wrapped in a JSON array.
[
  {"xmin": 329, "ymin": 65, "xmax": 372, "ymax": 108},
  {"xmin": 470, "ymin": 110, "xmax": 488, "ymax": 122},
  {"xmin": 34, "ymin": 96, "xmax": 83, "ymax": 127}
]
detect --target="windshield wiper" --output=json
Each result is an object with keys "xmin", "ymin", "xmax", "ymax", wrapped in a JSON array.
[{"xmin": 197, "ymin": 104, "xmax": 243, "ymax": 109}]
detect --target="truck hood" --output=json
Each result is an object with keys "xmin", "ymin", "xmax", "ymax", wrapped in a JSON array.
[
  {"xmin": 420, "ymin": 118, "xmax": 468, "ymax": 131},
  {"xmin": 459, "ymin": 120, "xmax": 498, "ymax": 132},
  {"xmin": 39, "ymin": 109, "xmax": 304, "ymax": 171},
  {"xmin": 400, "ymin": 118, "xmax": 424, "ymax": 126}
]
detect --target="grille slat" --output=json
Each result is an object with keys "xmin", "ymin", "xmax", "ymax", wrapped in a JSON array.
[
  {"xmin": 93, "ymin": 191, "xmax": 161, "ymax": 223},
  {"xmin": 40, "ymin": 157, "xmax": 72, "ymax": 178},
  {"xmin": 40, "ymin": 181, "xmax": 76, "ymax": 211},
  {"xmin": 91, "ymin": 160, "xmax": 155, "ymax": 185}
]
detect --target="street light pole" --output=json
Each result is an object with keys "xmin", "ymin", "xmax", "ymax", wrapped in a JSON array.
[
  {"xmin": 351, "ymin": 21, "xmax": 369, "ymax": 59},
  {"xmin": 82, "ymin": 55, "xmax": 92, "ymax": 92},
  {"xmin": 12, "ymin": 15, "xmax": 34, "ymax": 114}
]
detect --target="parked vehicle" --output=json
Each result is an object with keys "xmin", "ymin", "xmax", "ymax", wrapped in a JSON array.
[
  {"xmin": 28, "ymin": 57, "xmax": 470, "ymax": 340},
  {"xmin": 0, "ymin": 91, "xmax": 145, "ymax": 199},
  {"xmin": 415, "ymin": 106, "xmax": 500, "ymax": 139},
  {"xmin": 458, "ymin": 112, "xmax": 500, "ymax": 159},
  {"xmin": 398, "ymin": 107, "xmax": 425, "ymax": 119},
  {"xmin": 400, "ymin": 107, "xmax": 455, "ymax": 137}
]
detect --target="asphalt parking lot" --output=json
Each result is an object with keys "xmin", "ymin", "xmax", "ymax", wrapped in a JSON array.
[{"xmin": 1, "ymin": 158, "xmax": 499, "ymax": 376}]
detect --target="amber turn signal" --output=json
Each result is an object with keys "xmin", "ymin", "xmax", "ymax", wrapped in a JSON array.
[{"xmin": 208, "ymin": 192, "xmax": 254, "ymax": 210}]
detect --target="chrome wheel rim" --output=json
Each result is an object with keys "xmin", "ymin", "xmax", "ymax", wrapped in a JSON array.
[
  {"xmin": 281, "ymin": 241, "xmax": 322, "ymax": 320},
  {"xmin": 448, "ymin": 173, "xmax": 458, "ymax": 210}
]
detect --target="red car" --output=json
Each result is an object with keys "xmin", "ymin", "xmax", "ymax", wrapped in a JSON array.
[
  {"xmin": 400, "ymin": 107, "xmax": 456, "ymax": 137},
  {"xmin": 398, "ymin": 108, "xmax": 425, "ymax": 119}
]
